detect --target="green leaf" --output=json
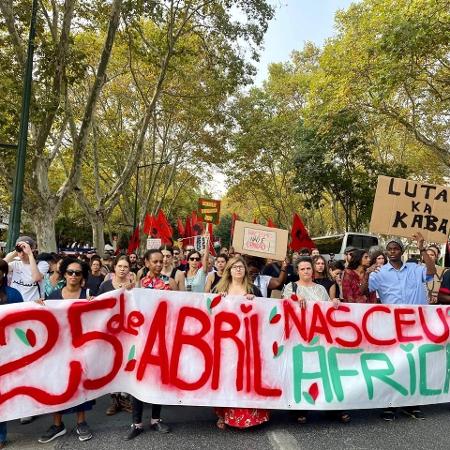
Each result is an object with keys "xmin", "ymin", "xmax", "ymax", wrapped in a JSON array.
[
  {"xmin": 15, "ymin": 328, "xmax": 30, "ymax": 347},
  {"xmin": 207, "ymin": 298, "xmax": 212, "ymax": 314},
  {"xmin": 269, "ymin": 306, "xmax": 277, "ymax": 322},
  {"xmin": 400, "ymin": 343, "xmax": 414, "ymax": 352},
  {"xmin": 128, "ymin": 345, "xmax": 136, "ymax": 361},
  {"xmin": 303, "ymin": 391, "xmax": 314, "ymax": 404},
  {"xmin": 309, "ymin": 336, "xmax": 319, "ymax": 345}
]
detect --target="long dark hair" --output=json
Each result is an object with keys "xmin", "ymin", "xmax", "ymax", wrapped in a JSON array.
[{"xmin": 347, "ymin": 249, "xmax": 368, "ymax": 270}]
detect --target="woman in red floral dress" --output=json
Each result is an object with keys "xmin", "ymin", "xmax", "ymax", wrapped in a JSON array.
[{"xmin": 213, "ymin": 256, "xmax": 269, "ymax": 429}]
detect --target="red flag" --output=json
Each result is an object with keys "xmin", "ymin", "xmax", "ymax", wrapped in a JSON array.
[
  {"xmin": 156, "ymin": 209, "xmax": 173, "ymax": 244},
  {"xmin": 289, "ymin": 213, "xmax": 315, "ymax": 251},
  {"xmin": 127, "ymin": 225, "xmax": 140, "ymax": 254},
  {"xmin": 143, "ymin": 213, "xmax": 153, "ymax": 235},
  {"xmin": 177, "ymin": 217, "xmax": 185, "ymax": 238},
  {"xmin": 207, "ymin": 223, "xmax": 216, "ymax": 256},
  {"xmin": 191, "ymin": 211, "xmax": 203, "ymax": 236},
  {"xmin": 184, "ymin": 215, "xmax": 194, "ymax": 247},
  {"xmin": 267, "ymin": 218, "xmax": 277, "ymax": 228},
  {"xmin": 143, "ymin": 214, "xmax": 158, "ymax": 238}
]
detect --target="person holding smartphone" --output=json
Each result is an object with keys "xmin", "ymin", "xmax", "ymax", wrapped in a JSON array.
[{"xmin": 3, "ymin": 236, "xmax": 49, "ymax": 302}]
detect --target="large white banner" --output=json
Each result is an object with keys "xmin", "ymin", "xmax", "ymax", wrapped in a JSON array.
[{"xmin": 1, "ymin": 288, "xmax": 450, "ymax": 421}]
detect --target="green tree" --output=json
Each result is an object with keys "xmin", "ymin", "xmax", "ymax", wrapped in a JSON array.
[
  {"xmin": 294, "ymin": 110, "xmax": 408, "ymax": 231},
  {"xmin": 312, "ymin": 0, "xmax": 450, "ymax": 168}
]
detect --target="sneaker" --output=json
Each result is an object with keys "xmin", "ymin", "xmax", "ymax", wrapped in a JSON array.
[
  {"xmin": 402, "ymin": 407, "xmax": 425, "ymax": 420},
  {"xmin": 76, "ymin": 422, "xmax": 93, "ymax": 442},
  {"xmin": 124, "ymin": 424, "xmax": 144, "ymax": 441},
  {"xmin": 20, "ymin": 417, "xmax": 33, "ymax": 425},
  {"xmin": 38, "ymin": 423, "xmax": 67, "ymax": 443},
  {"xmin": 381, "ymin": 410, "xmax": 396, "ymax": 421},
  {"xmin": 149, "ymin": 420, "xmax": 171, "ymax": 433}
]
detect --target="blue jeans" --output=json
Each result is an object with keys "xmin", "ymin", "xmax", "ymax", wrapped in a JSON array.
[{"xmin": 0, "ymin": 421, "xmax": 6, "ymax": 443}]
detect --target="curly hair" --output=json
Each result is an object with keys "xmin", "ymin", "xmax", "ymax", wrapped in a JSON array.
[{"xmin": 59, "ymin": 257, "xmax": 89, "ymax": 282}]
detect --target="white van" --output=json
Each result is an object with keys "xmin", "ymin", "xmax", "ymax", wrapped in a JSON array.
[{"xmin": 312, "ymin": 232, "xmax": 379, "ymax": 261}]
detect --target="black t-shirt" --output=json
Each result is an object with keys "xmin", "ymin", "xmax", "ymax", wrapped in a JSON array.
[
  {"xmin": 314, "ymin": 277, "xmax": 334, "ymax": 295},
  {"xmin": 86, "ymin": 273, "xmax": 105, "ymax": 296},
  {"xmin": 97, "ymin": 279, "xmax": 114, "ymax": 296}
]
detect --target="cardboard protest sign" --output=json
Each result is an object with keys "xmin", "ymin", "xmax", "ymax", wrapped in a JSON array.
[
  {"xmin": 232, "ymin": 220, "xmax": 288, "ymax": 261},
  {"xmin": 2, "ymin": 289, "xmax": 450, "ymax": 422},
  {"xmin": 198, "ymin": 198, "xmax": 221, "ymax": 224},
  {"xmin": 370, "ymin": 176, "xmax": 450, "ymax": 243},
  {"xmin": 146, "ymin": 238, "xmax": 161, "ymax": 250}
]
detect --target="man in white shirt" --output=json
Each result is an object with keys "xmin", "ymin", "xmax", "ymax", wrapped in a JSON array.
[{"xmin": 4, "ymin": 236, "xmax": 48, "ymax": 302}]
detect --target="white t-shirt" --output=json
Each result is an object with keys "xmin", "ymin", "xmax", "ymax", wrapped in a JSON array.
[
  {"xmin": 9, "ymin": 260, "xmax": 49, "ymax": 301},
  {"xmin": 254, "ymin": 274, "xmax": 271, "ymax": 298}
]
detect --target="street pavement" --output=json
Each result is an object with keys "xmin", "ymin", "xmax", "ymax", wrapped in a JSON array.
[{"xmin": 5, "ymin": 396, "xmax": 450, "ymax": 450}]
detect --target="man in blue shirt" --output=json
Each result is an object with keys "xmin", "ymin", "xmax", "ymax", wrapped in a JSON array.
[
  {"xmin": 368, "ymin": 235, "xmax": 435, "ymax": 305},
  {"xmin": 367, "ymin": 232, "xmax": 436, "ymax": 421}
]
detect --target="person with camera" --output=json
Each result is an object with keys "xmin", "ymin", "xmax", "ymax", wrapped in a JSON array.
[
  {"xmin": 3, "ymin": 236, "xmax": 49, "ymax": 302},
  {"xmin": 3, "ymin": 236, "xmax": 49, "ymax": 425}
]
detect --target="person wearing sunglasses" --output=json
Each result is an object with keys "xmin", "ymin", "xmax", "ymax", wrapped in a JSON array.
[
  {"xmin": 185, "ymin": 233, "xmax": 210, "ymax": 292},
  {"xmin": 39, "ymin": 257, "xmax": 94, "ymax": 443},
  {"xmin": 213, "ymin": 256, "xmax": 267, "ymax": 429}
]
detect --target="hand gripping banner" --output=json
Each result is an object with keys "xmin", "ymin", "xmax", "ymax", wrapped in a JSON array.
[{"xmin": 1, "ymin": 289, "xmax": 450, "ymax": 421}]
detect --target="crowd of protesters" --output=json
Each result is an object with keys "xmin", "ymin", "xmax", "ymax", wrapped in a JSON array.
[{"xmin": 0, "ymin": 231, "xmax": 449, "ymax": 447}]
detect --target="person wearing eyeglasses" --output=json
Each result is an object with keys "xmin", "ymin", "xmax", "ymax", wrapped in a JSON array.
[
  {"xmin": 213, "ymin": 256, "xmax": 267, "ymax": 429},
  {"xmin": 185, "ymin": 234, "xmax": 210, "ymax": 292},
  {"xmin": 39, "ymin": 257, "xmax": 94, "ymax": 443}
]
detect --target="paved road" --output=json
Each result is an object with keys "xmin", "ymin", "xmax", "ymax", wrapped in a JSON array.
[{"xmin": 5, "ymin": 396, "xmax": 450, "ymax": 450}]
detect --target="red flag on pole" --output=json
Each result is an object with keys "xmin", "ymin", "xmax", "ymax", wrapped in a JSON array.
[
  {"xmin": 207, "ymin": 223, "xmax": 216, "ymax": 256},
  {"xmin": 177, "ymin": 217, "xmax": 185, "ymax": 238},
  {"xmin": 127, "ymin": 225, "xmax": 140, "ymax": 254},
  {"xmin": 289, "ymin": 213, "xmax": 315, "ymax": 251},
  {"xmin": 156, "ymin": 209, "xmax": 173, "ymax": 244},
  {"xmin": 143, "ymin": 213, "xmax": 153, "ymax": 235},
  {"xmin": 184, "ymin": 215, "xmax": 194, "ymax": 247},
  {"xmin": 191, "ymin": 211, "xmax": 204, "ymax": 236}
]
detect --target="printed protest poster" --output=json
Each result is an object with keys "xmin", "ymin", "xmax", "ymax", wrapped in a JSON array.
[
  {"xmin": 2, "ymin": 289, "xmax": 450, "ymax": 422},
  {"xmin": 370, "ymin": 176, "xmax": 450, "ymax": 243},
  {"xmin": 198, "ymin": 198, "xmax": 221, "ymax": 224},
  {"xmin": 194, "ymin": 235, "xmax": 207, "ymax": 253},
  {"xmin": 232, "ymin": 220, "xmax": 288, "ymax": 261},
  {"xmin": 146, "ymin": 238, "xmax": 162, "ymax": 250}
]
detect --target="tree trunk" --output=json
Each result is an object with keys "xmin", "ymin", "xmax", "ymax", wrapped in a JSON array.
[
  {"xmin": 92, "ymin": 214, "xmax": 105, "ymax": 255},
  {"xmin": 34, "ymin": 208, "xmax": 58, "ymax": 252}
]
